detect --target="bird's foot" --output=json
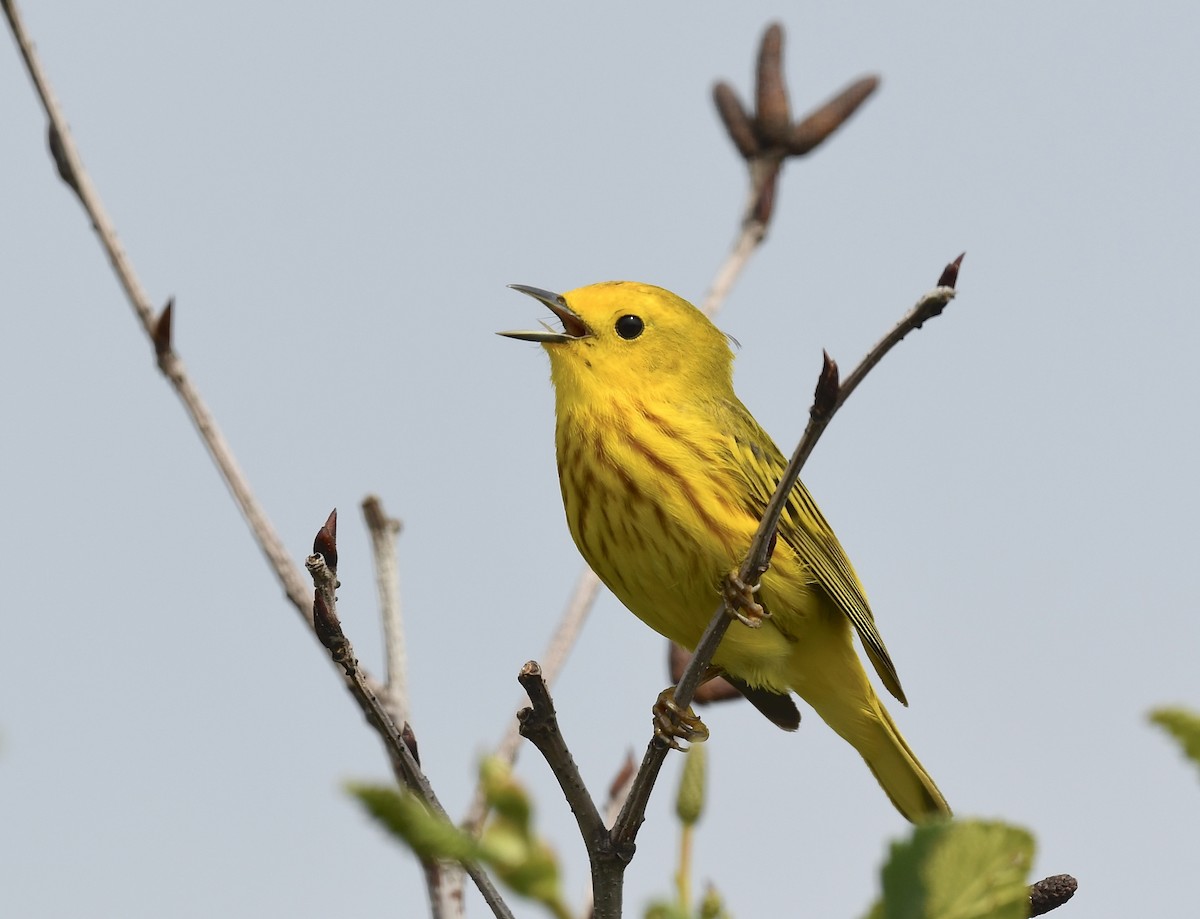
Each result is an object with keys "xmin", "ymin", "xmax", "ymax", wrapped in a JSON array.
[
  {"xmin": 653, "ymin": 687, "xmax": 710, "ymax": 752},
  {"xmin": 724, "ymin": 570, "xmax": 768, "ymax": 628}
]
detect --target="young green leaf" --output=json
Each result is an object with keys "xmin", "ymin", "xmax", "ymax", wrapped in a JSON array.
[
  {"xmin": 868, "ymin": 820, "xmax": 1034, "ymax": 919},
  {"xmin": 1149, "ymin": 707, "xmax": 1200, "ymax": 774},
  {"xmin": 345, "ymin": 782, "xmax": 480, "ymax": 863}
]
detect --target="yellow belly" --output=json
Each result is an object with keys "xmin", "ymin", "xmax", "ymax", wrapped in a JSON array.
[{"xmin": 554, "ymin": 407, "xmax": 816, "ymax": 692}]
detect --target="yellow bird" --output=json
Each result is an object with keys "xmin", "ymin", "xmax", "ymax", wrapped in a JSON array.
[{"xmin": 500, "ymin": 281, "xmax": 950, "ymax": 823}]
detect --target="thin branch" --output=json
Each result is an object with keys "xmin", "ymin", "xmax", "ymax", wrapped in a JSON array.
[
  {"xmin": 307, "ymin": 511, "xmax": 515, "ymax": 919},
  {"xmin": 516, "ymin": 662, "xmax": 607, "ymax": 849},
  {"xmin": 700, "ymin": 163, "xmax": 772, "ymax": 317},
  {"xmin": 610, "ymin": 255, "xmax": 963, "ymax": 851},
  {"xmin": 362, "ymin": 494, "xmax": 410, "ymax": 726},
  {"xmin": 835, "ymin": 254, "xmax": 964, "ymax": 413},
  {"xmin": 3, "ymin": 0, "xmax": 312, "ymax": 622},
  {"xmin": 420, "ymin": 862, "xmax": 455, "ymax": 919},
  {"xmin": 3, "ymin": 6, "xmax": 463, "ymax": 914}
]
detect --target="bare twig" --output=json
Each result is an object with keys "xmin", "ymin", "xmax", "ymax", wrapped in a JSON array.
[
  {"xmin": 3, "ymin": 0, "xmax": 313, "ymax": 623},
  {"xmin": 2, "ymin": 6, "xmax": 461, "ymax": 914},
  {"xmin": 516, "ymin": 663, "xmax": 607, "ymax": 849},
  {"xmin": 362, "ymin": 495, "xmax": 410, "ymax": 726},
  {"xmin": 701, "ymin": 195, "xmax": 770, "ymax": 318},
  {"xmin": 835, "ymin": 254, "xmax": 964, "ymax": 413},
  {"xmin": 602, "ymin": 754, "xmax": 637, "ymax": 835},
  {"xmin": 307, "ymin": 511, "xmax": 515, "ymax": 919},
  {"xmin": 609, "ymin": 255, "xmax": 963, "ymax": 853}
]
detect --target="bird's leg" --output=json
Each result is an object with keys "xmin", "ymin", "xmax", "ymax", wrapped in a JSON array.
[
  {"xmin": 652, "ymin": 666, "xmax": 721, "ymax": 751},
  {"xmin": 724, "ymin": 570, "xmax": 769, "ymax": 628}
]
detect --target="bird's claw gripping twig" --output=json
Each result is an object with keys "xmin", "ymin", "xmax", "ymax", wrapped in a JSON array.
[
  {"xmin": 652, "ymin": 687, "xmax": 710, "ymax": 752},
  {"xmin": 724, "ymin": 570, "xmax": 768, "ymax": 628}
]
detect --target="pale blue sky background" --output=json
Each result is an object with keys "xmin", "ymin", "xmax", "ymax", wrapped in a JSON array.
[{"xmin": 3, "ymin": 3, "xmax": 1199, "ymax": 917}]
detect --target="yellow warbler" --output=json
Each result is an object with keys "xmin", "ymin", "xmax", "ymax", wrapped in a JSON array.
[{"xmin": 500, "ymin": 281, "xmax": 949, "ymax": 823}]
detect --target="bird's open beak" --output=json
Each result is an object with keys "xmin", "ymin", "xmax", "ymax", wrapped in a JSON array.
[{"xmin": 498, "ymin": 285, "xmax": 591, "ymax": 343}]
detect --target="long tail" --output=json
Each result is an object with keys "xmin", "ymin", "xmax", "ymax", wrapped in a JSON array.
[
  {"xmin": 838, "ymin": 690, "xmax": 951, "ymax": 823},
  {"xmin": 788, "ymin": 626, "xmax": 950, "ymax": 822}
]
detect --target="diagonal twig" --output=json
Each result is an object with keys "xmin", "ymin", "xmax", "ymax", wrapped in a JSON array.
[
  {"xmin": 308, "ymin": 511, "xmax": 515, "ymax": 919},
  {"xmin": 362, "ymin": 494, "xmax": 410, "ymax": 726},
  {"xmin": 3, "ymin": 0, "xmax": 313, "ymax": 626},
  {"xmin": 3, "ymin": 2, "xmax": 458, "ymax": 912},
  {"xmin": 516, "ymin": 662, "xmax": 606, "ymax": 849}
]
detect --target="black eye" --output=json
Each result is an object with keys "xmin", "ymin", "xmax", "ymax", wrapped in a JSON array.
[{"xmin": 615, "ymin": 314, "xmax": 644, "ymax": 340}]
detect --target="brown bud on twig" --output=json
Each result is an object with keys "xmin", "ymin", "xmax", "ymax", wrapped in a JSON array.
[
  {"xmin": 789, "ymin": 75, "xmax": 880, "ymax": 156},
  {"xmin": 938, "ymin": 252, "xmax": 965, "ymax": 289},
  {"xmin": 712, "ymin": 82, "xmax": 759, "ymax": 158},
  {"xmin": 607, "ymin": 752, "xmax": 636, "ymax": 802},
  {"xmin": 754, "ymin": 23, "xmax": 791, "ymax": 146},
  {"xmin": 1029, "ymin": 874, "xmax": 1078, "ymax": 916},
  {"xmin": 811, "ymin": 350, "xmax": 840, "ymax": 422},
  {"xmin": 46, "ymin": 122, "xmax": 81, "ymax": 198},
  {"xmin": 152, "ymin": 298, "xmax": 174, "ymax": 358},
  {"xmin": 313, "ymin": 508, "xmax": 338, "ymax": 569},
  {"xmin": 312, "ymin": 588, "xmax": 343, "ymax": 650},
  {"xmin": 401, "ymin": 722, "xmax": 421, "ymax": 766},
  {"xmin": 712, "ymin": 25, "xmax": 876, "ymax": 202}
]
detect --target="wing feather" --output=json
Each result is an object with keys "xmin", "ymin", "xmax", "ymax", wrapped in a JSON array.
[{"xmin": 720, "ymin": 399, "xmax": 908, "ymax": 705}]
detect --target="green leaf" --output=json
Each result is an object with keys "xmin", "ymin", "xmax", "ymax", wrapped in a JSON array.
[
  {"xmin": 871, "ymin": 819, "xmax": 1034, "ymax": 919},
  {"xmin": 347, "ymin": 769, "xmax": 572, "ymax": 919},
  {"xmin": 480, "ymin": 755, "xmax": 534, "ymax": 827},
  {"xmin": 476, "ymin": 759, "xmax": 572, "ymax": 919},
  {"xmin": 345, "ymin": 782, "xmax": 480, "ymax": 863},
  {"xmin": 1149, "ymin": 707, "xmax": 1200, "ymax": 773},
  {"xmin": 644, "ymin": 901, "xmax": 691, "ymax": 919}
]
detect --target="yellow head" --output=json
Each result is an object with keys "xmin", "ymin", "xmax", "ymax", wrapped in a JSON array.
[{"xmin": 498, "ymin": 281, "xmax": 735, "ymax": 403}]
